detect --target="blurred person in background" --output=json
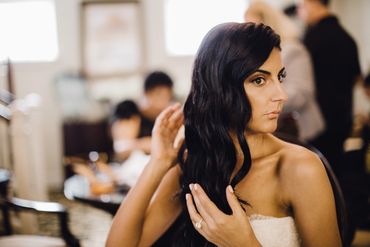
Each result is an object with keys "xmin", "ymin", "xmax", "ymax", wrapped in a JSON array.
[
  {"xmin": 111, "ymin": 100, "xmax": 150, "ymax": 161},
  {"xmin": 113, "ymin": 71, "xmax": 175, "ymax": 161},
  {"xmin": 298, "ymin": 0, "xmax": 362, "ymax": 175},
  {"xmin": 244, "ymin": 0, "xmax": 324, "ymax": 141},
  {"xmin": 340, "ymin": 73, "xmax": 370, "ymax": 238},
  {"xmin": 139, "ymin": 71, "xmax": 175, "ymax": 130},
  {"xmin": 67, "ymin": 71, "xmax": 175, "ymax": 194}
]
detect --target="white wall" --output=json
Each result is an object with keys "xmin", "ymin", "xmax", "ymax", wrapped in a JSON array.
[
  {"xmin": 3, "ymin": 0, "xmax": 370, "ymax": 190},
  {"xmin": 3, "ymin": 0, "xmax": 82, "ymax": 189},
  {"xmin": 143, "ymin": 0, "xmax": 193, "ymax": 96}
]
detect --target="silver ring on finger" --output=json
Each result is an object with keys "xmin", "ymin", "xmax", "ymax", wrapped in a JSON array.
[{"xmin": 195, "ymin": 218, "xmax": 203, "ymax": 229}]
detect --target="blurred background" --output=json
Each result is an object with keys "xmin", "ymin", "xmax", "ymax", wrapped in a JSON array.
[{"xmin": 0, "ymin": 0, "xmax": 369, "ymax": 246}]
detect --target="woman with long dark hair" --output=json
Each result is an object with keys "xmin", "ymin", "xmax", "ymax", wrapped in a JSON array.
[{"xmin": 106, "ymin": 22, "xmax": 342, "ymax": 247}]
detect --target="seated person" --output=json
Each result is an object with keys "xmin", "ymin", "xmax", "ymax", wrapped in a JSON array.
[
  {"xmin": 111, "ymin": 100, "xmax": 150, "ymax": 161},
  {"xmin": 67, "ymin": 71, "xmax": 175, "ymax": 195},
  {"xmin": 113, "ymin": 71, "xmax": 175, "ymax": 161}
]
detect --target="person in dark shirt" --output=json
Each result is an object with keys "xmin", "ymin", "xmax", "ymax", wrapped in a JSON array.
[
  {"xmin": 298, "ymin": 0, "xmax": 362, "ymax": 174},
  {"xmin": 139, "ymin": 71, "xmax": 175, "ymax": 135},
  {"xmin": 112, "ymin": 71, "xmax": 175, "ymax": 161}
]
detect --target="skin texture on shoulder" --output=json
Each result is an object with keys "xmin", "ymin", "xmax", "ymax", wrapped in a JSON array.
[{"xmin": 277, "ymin": 141, "xmax": 342, "ymax": 247}]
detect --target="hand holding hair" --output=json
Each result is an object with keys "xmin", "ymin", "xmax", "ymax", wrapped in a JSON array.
[
  {"xmin": 150, "ymin": 103, "xmax": 184, "ymax": 169},
  {"xmin": 186, "ymin": 184, "xmax": 262, "ymax": 247}
]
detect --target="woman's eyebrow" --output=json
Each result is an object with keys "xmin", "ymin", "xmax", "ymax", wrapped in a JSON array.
[
  {"xmin": 252, "ymin": 67, "xmax": 285, "ymax": 76},
  {"xmin": 278, "ymin": 67, "xmax": 286, "ymax": 74},
  {"xmin": 254, "ymin": 69, "xmax": 271, "ymax": 75}
]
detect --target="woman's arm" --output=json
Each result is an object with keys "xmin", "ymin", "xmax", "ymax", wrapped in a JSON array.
[
  {"xmin": 281, "ymin": 149, "xmax": 342, "ymax": 247},
  {"xmin": 106, "ymin": 104, "xmax": 184, "ymax": 247},
  {"xmin": 106, "ymin": 162, "xmax": 182, "ymax": 247}
]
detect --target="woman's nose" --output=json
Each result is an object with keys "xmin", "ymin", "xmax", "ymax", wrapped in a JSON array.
[{"xmin": 272, "ymin": 81, "xmax": 288, "ymax": 102}]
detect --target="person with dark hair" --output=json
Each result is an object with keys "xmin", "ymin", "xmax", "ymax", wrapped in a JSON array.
[
  {"xmin": 106, "ymin": 23, "xmax": 342, "ymax": 247},
  {"xmin": 110, "ymin": 100, "xmax": 150, "ymax": 161},
  {"xmin": 110, "ymin": 100, "xmax": 140, "ymax": 123},
  {"xmin": 140, "ymin": 71, "xmax": 174, "ymax": 126},
  {"xmin": 144, "ymin": 71, "xmax": 174, "ymax": 92},
  {"xmin": 298, "ymin": 0, "xmax": 362, "ymax": 175},
  {"xmin": 112, "ymin": 72, "xmax": 174, "ymax": 161}
]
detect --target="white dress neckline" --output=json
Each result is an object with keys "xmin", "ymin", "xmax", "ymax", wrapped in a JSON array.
[
  {"xmin": 248, "ymin": 213, "xmax": 293, "ymax": 220},
  {"xmin": 248, "ymin": 213, "xmax": 301, "ymax": 247}
]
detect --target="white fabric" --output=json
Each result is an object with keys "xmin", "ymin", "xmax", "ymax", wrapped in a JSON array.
[
  {"xmin": 0, "ymin": 235, "xmax": 66, "ymax": 247},
  {"xmin": 249, "ymin": 214, "xmax": 301, "ymax": 247},
  {"xmin": 114, "ymin": 150, "xmax": 150, "ymax": 187}
]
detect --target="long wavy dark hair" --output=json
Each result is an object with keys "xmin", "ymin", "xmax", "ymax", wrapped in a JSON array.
[{"xmin": 173, "ymin": 22, "xmax": 281, "ymax": 246}]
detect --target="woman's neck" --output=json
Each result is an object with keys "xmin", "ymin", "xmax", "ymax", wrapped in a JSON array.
[
  {"xmin": 231, "ymin": 132, "xmax": 275, "ymax": 161},
  {"xmin": 245, "ymin": 132, "xmax": 271, "ymax": 160}
]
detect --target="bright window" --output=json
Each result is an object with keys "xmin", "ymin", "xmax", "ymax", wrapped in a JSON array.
[
  {"xmin": 0, "ymin": 0, "xmax": 59, "ymax": 62},
  {"xmin": 165, "ymin": 0, "xmax": 248, "ymax": 56}
]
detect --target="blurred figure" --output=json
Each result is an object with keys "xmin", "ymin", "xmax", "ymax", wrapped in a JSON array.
[
  {"xmin": 139, "ymin": 71, "xmax": 174, "ymax": 128},
  {"xmin": 298, "ymin": 0, "xmax": 362, "ymax": 174},
  {"xmin": 112, "ymin": 71, "xmax": 174, "ymax": 161},
  {"xmin": 341, "ymin": 73, "xmax": 370, "ymax": 238},
  {"xmin": 344, "ymin": 73, "xmax": 370, "ymax": 173},
  {"xmin": 245, "ymin": 1, "xmax": 324, "ymax": 141},
  {"xmin": 353, "ymin": 73, "xmax": 370, "ymax": 126},
  {"xmin": 111, "ymin": 100, "xmax": 149, "ymax": 161},
  {"xmin": 67, "ymin": 71, "xmax": 175, "ymax": 195},
  {"xmin": 364, "ymin": 74, "xmax": 370, "ymax": 100}
]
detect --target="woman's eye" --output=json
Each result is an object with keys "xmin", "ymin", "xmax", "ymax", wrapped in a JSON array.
[
  {"xmin": 278, "ymin": 70, "xmax": 287, "ymax": 83},
  {"xmin": 251, "ymin": 77, "xmax": 266, "ymax": 86}
]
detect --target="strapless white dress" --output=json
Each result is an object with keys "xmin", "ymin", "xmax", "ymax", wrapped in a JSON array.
[{"xmin": 249, "ymin": 214, "xmax": 301, "ymax": 247}]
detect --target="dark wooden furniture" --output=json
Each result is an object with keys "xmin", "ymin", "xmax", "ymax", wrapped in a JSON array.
[
  {"xmin": 0, "ymin": 168, "xmax": 80, "ymax": 247},
  {"xmin": 63, "ymin": 120, "xmax": 113, "ymax": 157}
]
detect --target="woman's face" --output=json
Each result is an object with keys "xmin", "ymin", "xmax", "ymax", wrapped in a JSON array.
[{"xmin": 244, "ymin": 48, "xmax": 288, "ymax": 133}]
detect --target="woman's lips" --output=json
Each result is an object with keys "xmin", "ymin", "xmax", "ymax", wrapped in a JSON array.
[{"xmin": 265, "ymin": 111, "xmax": 281, "ymax": 119}]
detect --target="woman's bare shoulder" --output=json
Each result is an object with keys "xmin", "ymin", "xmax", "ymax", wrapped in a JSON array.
[
  {"xmin": 273, "ymin": 140, "xmax": 332, "ymax": 209},
  {"xmin": 276, "ymin": 140, "xmax": 327, "ymax": 187}
]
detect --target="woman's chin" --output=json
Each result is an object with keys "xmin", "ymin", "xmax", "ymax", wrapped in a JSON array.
[{"xmin": 247, "ymin": 123, "xmax": 278, "ymax": 134}]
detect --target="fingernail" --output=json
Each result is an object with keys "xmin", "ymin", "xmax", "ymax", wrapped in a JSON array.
[
  {"xmin": 228, "ymin": 185, "xmax": 234, "ymax": 193},
  {"xmin": 186, "ymin": 193, "xmax": 190, "ymax": 200},
  {"xmin": 194, "ymin": 184, "xmax": 198, "ymax": 191},
  {"xmin": 189, "ymin": 184, "xmax": 193, "ymax": 191}
]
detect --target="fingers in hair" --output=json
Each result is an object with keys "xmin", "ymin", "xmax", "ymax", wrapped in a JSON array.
[
  {"xmin": 154, "ymin": 104, "xmax": 179, "ymax": 128},
  {"xmin": 190, "ymin": 184, "xmax": 222, "ymax": 223},
  {"xmin": 185, "ymin": 193, "xmax": 206, "ymax": 233}
]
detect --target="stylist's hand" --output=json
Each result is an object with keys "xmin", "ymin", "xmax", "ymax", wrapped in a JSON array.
[
  {"xmin": 150, "ymin": 103, "xmax": 184, "ymax": 169},
  {"xmin": 186, "ymin": 184, "xmax": 261, "ymax": 247}
]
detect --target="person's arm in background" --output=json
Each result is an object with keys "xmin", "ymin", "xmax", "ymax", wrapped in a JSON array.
[{"xmin": 281, "ymin": 42, "xmax": 315, "ymax": 113}]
